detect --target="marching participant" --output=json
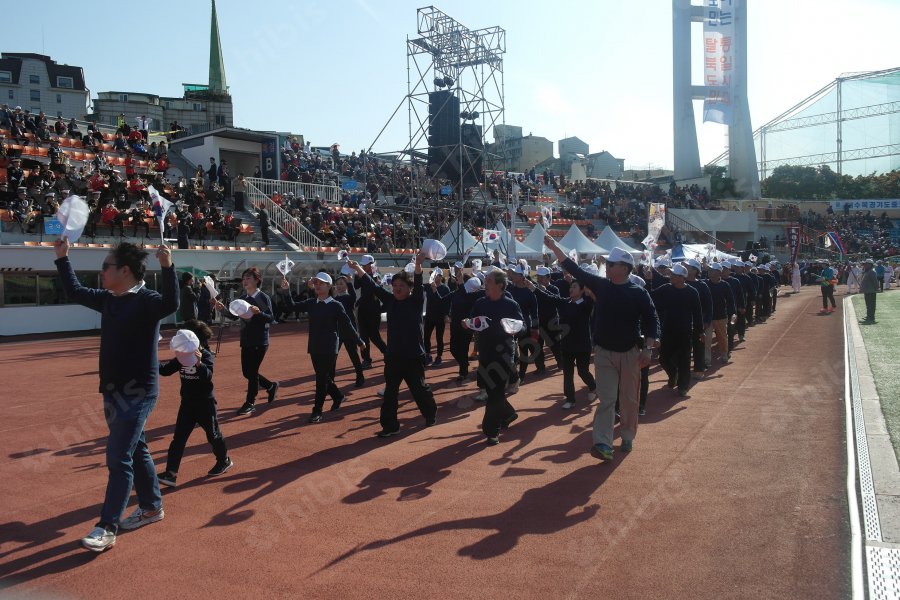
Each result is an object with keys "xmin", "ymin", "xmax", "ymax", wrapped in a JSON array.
[
  {"xmin": 684, "ymin": 259, "xmax": 713, "ymax": 372},
  {"xmin": 533, "ymin": 265, "xmax": 560, "ymax": 372},
  {"xmin": 333, "ymin": 275, "xmax": 366, "ymax": 387},
  {"xmin": 651, "ymin": 264, "xmax": 703, "ymax": 397},
  {"xmin": 507, "ymin": 264, "xmax": 539, "ymax": 389},
  {"xmin": 525, "ymin": 277, "xmax": 595, "ymax": 409},
  {"xmin": 706, "ymin": 263, "xmax": 736, "ymax": 363},
  {"xmin": 545, "ymin": 235, "xmax": 659, "ymax": 461},
  {"xmin": 423, "ymin": 269, "xmax": 452, "ymax": 366},
  {"xmin": 354, "ymin": 255, "xmax": 388, "ymax": 369},
  {"xmin": 279, "ymin": 273, "xmax": 364, "ymax": 423},
  {"xmin": 53, "ymin": 238, "xmax": 178, "ymax": 552},
  {"xmin": 348, "ymin": 252, "xmax": 438, "ymax": 437},
  {"xmin": 215, "ymin": 267, "xmax": 278, "ymax": 415},
  {"xmin": 465, "ymin": 268, "xmax": 525, "ymax": 445},
  {"xmin": 448, "ymin": 267, "xmax": 484, "ymax": 382}
]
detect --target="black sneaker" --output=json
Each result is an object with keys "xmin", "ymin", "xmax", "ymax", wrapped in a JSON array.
[
  {"xmin": 157, "ymin": 471, "xmax": 177, "ymax": 487},
  {"xmin": 361, "ymin": 359, "xmax": 372, "ymax": 369},
  {"xmin": 376, "ymin": 428, "xmax": 400, "ymax": 438},
  {"xmin": 330, "ymin": 395, "xmax": 345, "ymax": 412},
  {"xmin": 666, "ymin": 374, "xmax": 677, "ymax": 388},
  {"xmin": 267, "ymin": 382, "xmax": 279, "ymax": 403},
  {"xmin": 432, "ymin": 357, "xmax": 442, "ymax": 366},
  {"xmin": 486, "ymin": 436, "xmax": 500, "ymax": 446},
  {"xmin": 237, "ymin": 402, "xmax": 256, "ymax": 416},
  {"xmin": 208, "ymin": 457, "xmax": 233, "ymax": 477},
  {"xmin": 425, "ymin": 418, "xmax": 436, "ymax": 427},
  {"xmin": 308, "ymin": 412, "xmax": 323, "ymax": 424},
  {"xmin": 501, "ymin": 412, "xmax": 519, "ymax": 430},
  {"xmin": 639, "ymin": 408, "xmax": 647, "ymax": 416},
  {"xmin": 355, "ymin": 374, "xmax": 365, "ymax": 388}
]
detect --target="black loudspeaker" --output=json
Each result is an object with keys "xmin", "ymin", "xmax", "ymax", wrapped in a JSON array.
[{"xmin": 428, "ymin": 91, "xmax": 460, "ymax": 149}]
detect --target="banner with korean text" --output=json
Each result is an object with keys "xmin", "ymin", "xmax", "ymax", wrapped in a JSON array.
[
  {"xmin": 786, "ymin": 225, "xmax": 800, "ymax": 264},
  {"xmin": 703, "ymin": 0, "xmax": 736, "ymax": 125}
]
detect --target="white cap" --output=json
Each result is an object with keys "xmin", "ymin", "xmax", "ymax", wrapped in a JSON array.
[
  {"xmin": 313, "ymin": 272, "xmax": 333, "ymax": 285},
  {"xmin": 629, "ymin": 273, "xmax": 646, "ymax": 288},
  {"xmin": 709, "ymin": 263, "xmax": 723, "ymax": 271},
  {"xmin": 340, "ymin": 263, "xmax": 354, "ymax": 276},
  {"xmin": 535, "ymin": 266, "xmax": 551, "ymax": 276},
  {"xmin": 170, "ymin": 329, "xmax": 200, "ymax": 354},
  {"xmin": 359, "ymin": 254, "xmax": 375, "ymax": 266},
  {"xmin": 685, "ymin": 259, "xmax": 702, "ymax": 271},
  {"xmin": 454, "ymin": 261, "xmax": 464, "ymax": 269},
  {"xmin": 464, "ymin": 278, "xmax": 482, "ymax": 293},
  {"xmin": 471, "ymin": 258, "xmax": 483, "ymax": 271},
  {"xmin": 512, "ymin": 264, "xmax": 528, "ymax": 276},
  {"xmin": 608, "ymin": 247, "xmax": 635, "ymax": 266},
  {"xmin": 421, "ymin": 239, "xmax": 447, "ymax": 260},
  {"xmin": 229, "ymin": 298, "xmax": 253, "ymax": 317},
  {"xmin": 671, "ymin": 264, "xmax": 688, "ymax": 277},
  {"xmin": 654, "ymin": 257, "xmax": 670, "ymax": 268},
  {"xmin": 744, "ymin": 261, "xmax": 754, "ymax": 267}
]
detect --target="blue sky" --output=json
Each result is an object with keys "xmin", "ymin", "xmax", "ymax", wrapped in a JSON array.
[{"xmin": 7, "ymin": 0, "xmax": 899, "ymax": 170}]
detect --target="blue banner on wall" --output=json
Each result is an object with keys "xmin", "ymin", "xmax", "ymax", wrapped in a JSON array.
[{"xmin": 44, "ymin": 218, "xmax": 64, "ymax": 235}]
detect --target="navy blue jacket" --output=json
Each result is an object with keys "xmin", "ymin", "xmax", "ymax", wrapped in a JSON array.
[
  {"xmin": 223, "ymin": 290, "xmax": 275, "ymax": 347},
  {"xmin": 725, "ymin": 275, "xmax": 745, "ymax": 310},
  {"xmin": 685, "ymin": 279, "xmax": 713, "ymax": 326},
  {"xmin": 159, "ymin": 347, "xmax": 214, "ymax": 402},
  {"xmin": 735, "ymin": 273, "xmax": 757, "ymax": 306},
  {"xmin": 449, "ymin": 287, "xmax": 483, "ymax": 326},
  {"xmin": 534, "ymin": 287, "xmax": 593, "ymax": 353},
  {"xmin": 469, "ymin": 294, "xmax": 524, "ymax": 364},
  {"xmin": 535, "ymin": 282, "xmax": 560, "ymax": 325},
  {"xmin": 361, "ymin": 272, "xmax": 426, "ymax": 359},
  {"xmin": 561, "ymin": 258, "xmax": 660, "ymax": 352},
  {"xmin": 283, "ymin": 294, "xmax": 362, "ymax": 354},
  {"xmin": 334, "ymin": 280, "xmax": 358, "ymax": 327},
  {"xmin": 354, "ymin": 273, "xmax": 383, "ymax": 317},
  {"xmin": 651, "ymin": 283, "xmax": 703, "ymax": 336},
  {"xmin": 507, "ymin": 285, "xmax": 539, "ymax": 331},
  {"xmin": 706, "ymin": 278, "xmax": 736, "ymax": 320},
  {"xmin": 55, "ymin": 256, "xmax": 179, "ymax": 395},
  {"xmin": 424, "ymin": 283, "xmax": 452, "ymax": 321}
]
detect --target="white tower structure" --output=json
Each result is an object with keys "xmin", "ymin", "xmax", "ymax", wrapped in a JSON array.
[{"xmin": 672, "ymin": 0, "xmax": 760, "ymax": 199}]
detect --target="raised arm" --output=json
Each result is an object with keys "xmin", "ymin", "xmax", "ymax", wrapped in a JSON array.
[
  {"xmin": 53, "ymin": 237, "xmax": 106, "ymax": 312},
  {"xmin": 153, "ymin": 245, "xmax": 179, "ymax": 319}
]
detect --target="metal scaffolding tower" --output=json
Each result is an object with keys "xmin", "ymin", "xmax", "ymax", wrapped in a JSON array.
[{"xmin": 368, "ymin": 6, "xmax": 506, "ymax": 255}]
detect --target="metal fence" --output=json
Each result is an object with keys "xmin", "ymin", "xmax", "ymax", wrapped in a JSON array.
[
  {"xmin": 243, "ymin": 178, "xmax": 326, "ymax": 248},
  {"xmin": 245, "ymin": 177, "xmax": 342, "ymax": 205}
]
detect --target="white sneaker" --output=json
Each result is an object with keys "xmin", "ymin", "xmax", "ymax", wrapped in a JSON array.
[
  {"xmin": 474, "ymin": 390, "xmax": 488, "ymax": 402},
  {"xmin": 81, "ymin": 526, "xmax": 116, "ymax": 552},
  {"xmin": 562, "ymin": 401, "xmax": 574, "ymax": 409},
  {"xmin": 119, "ymin": 507, "xmax": 165, "ymax": 531},
  {"xmin": 506, "ymin": 383, "xmax": 519, "ymax": 395},
  {"xmin": 377, "ymin": 388, "xmax": 385, "ymax": 397}
]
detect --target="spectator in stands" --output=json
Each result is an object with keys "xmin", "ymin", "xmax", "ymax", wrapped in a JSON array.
[
  {"xmin": 217, "ymin": 159, "xmax": 230, "ymax": 198},
  {"xmin": 233, "ymin": 174, "xmax": 246, "ymax": 211},
  {"xmin": 67, "ymin": 118, "xmax": 80, "ymax": 138},
  {"xmin": 11, "ymin": 187, "xmax": 30, "ymax": 232},
  {"xmin": 0, "ymin": 104, "xmax": 11, "ymax": 128},
  {"xmin": 7, "ymin": 157, "xmax": 24, "ymax": 189},
  {"xmin": 136, "ymin": 115, "xmax": 151, "ymax": 140},
  {"xmin": 258, "ymin": 207, "xmax": 270, "ymax": 245},
  {"xmin": 207, "ymin": 157, "xmax": 218, "ymax": 189}
]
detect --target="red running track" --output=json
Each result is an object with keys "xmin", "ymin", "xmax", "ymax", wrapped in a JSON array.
[{"xmin": 0, "ymin": 286, "xmax": 849, "ymax": 599}]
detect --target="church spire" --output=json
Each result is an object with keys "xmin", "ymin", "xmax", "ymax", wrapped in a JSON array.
[{"xmin": 209, "ymin": 0, "xmax": 227, "ymax": 94}]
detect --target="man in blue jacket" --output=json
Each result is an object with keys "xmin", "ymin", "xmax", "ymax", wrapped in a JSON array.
[{"xmin": 54, "ymin": 238, "xmax": 179, "ymax": 552}]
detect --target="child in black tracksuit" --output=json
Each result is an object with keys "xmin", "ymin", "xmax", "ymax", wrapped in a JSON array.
[{"xmin": 157, "ymin": 320, "xmax": 232, "ymax": 486}]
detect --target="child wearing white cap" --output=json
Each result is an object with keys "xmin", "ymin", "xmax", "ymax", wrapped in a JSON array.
[{"xmin": 157, "ymin": 320, "xmax": 232, "ymax": 488}]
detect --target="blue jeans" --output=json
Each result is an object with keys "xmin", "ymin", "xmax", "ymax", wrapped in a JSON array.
[{"xmin": 99, "ymin": 389, "xmax": 162, "ymax": 533}]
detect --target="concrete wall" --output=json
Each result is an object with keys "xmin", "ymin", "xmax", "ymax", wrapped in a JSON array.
[
  {"xmin": 669, "ymin": 208, "xmax": 757, "ymax": 238},
  {"xmin": 179, "ymin": 137, "xmax": 264, "ymax": 174}
]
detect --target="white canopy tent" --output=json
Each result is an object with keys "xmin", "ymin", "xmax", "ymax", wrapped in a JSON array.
[
  {"xmin": 484, "ymin": 221, "xmax": 544, "ymax": 259},
  {"xmin": 438, "ymin": 220, "xmax": 488, "ymax": 257},
  {"xmin": 596, "ymin": 226, "xmax": 639, "ymax": 252},
  {"xmin": 523, "ymin": 223, "xmax": 555, "ymax": 255},
  {"xmin": 557, "ymin": 223, "xmax": 608, "ymax": 256}
]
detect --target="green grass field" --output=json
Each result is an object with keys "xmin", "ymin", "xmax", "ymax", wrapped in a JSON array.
[{"xmin": 853, "ymin": 291, "xmax": 900, "ymax": 463}]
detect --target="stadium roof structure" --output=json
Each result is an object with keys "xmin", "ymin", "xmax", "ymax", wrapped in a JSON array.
[{"xmin": 709, "ymin": 67, "xmax": 900, "ymax": 178}]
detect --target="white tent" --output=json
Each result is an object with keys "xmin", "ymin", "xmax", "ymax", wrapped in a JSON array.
[
  {"xmin": 486, "ymin": 221, "xmax": 544, "ymax": 259},
  {"xmin": 439, "ymin": 220, "xmax": 487, "ymax": 257},
  {"xmin": 596, "ymin": 226, "xmax": 639, "ymax": 252},
  {"xmin": 677, "ymin": 243, "xmax": 740, "ymax": 263},
  {"xmin": 524, "ymin": 223, "xmax": 555, "ymax": 255},
  {"xmin": 558, "ymin": 223, "xmax": 608, "ymax": 256}
]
